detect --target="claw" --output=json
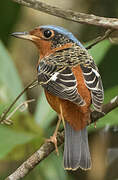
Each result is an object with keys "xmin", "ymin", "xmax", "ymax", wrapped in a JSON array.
[{"xmin": 46, "ymin": 135, "xmax": 59, "ymax": 155}]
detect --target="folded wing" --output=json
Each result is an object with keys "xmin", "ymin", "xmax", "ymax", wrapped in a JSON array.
[
  {"xmin": 80, "ymin": 63, "xmax": 104, "ymax": 112},
  {"xmin": 38, "ymin": 61, "xmax": 85, "ymax": 106}
]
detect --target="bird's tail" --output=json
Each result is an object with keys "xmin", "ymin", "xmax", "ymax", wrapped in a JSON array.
[{"xmin": 64, "ymin": 121, "xmax": 91, "ymax": 170}]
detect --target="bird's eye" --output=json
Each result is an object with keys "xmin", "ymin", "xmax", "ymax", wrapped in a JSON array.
[{"xmin": 43, "ymin": 29, "xmax": 52, "ymax": 38}]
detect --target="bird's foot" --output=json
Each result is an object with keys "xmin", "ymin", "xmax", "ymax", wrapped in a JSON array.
[{"xmin": 46, "ymin": 134, "xmax": 59, "ymax": 155}]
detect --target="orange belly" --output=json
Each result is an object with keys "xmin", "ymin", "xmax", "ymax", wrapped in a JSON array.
[{"xmin": 44, "ymin": 65, "xmax": 91, "ymax": 130}]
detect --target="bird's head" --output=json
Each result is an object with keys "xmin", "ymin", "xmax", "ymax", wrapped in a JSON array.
[{"xmin": 12, "ymin": 25, "xmax": 84, "ymax": 59}]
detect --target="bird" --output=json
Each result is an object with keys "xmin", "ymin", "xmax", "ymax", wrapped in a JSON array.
[{"xmin": 12, "ymin": 25, "xmax": 104, "ymax": 171}]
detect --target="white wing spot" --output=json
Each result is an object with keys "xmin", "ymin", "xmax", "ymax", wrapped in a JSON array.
[
  {"xmin": 50, "ymin": 72, "xmax": 59, "ymax": 81},
  {"xmin": 92, "ymin": 68, "xmax": 100, "ymax": 77}
]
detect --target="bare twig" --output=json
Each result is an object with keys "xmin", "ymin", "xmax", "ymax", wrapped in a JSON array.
[
  {"xmin": 86, "ymin": 29, "xmax": 114, "ymax": 50},
  {"xmin": 5, "ymin": 96, "xmax": 118, "ymax": 180},
  {"xmin": 12, "ymin": 0, "xmax": 118, "ymax": 29},
  {"xmin": 1, "ymin": 99, "xmax": 35, "ymax": 125},
  {"xmin": 0, "ymin": 78, "xmax": 38, "ymax": 124}
]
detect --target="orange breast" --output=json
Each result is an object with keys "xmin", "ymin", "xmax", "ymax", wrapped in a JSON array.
[{"xmin": 44, "ymin": 65, "xmax": 91, "ymax": 130}]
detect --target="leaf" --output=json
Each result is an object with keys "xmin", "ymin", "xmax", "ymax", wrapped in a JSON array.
[
  {"xmin": 0, "ymin": 125, "xmax": 34, "ymax": 159},
  {"xmin": 0, "ymin": 41, "xmax": 25, "ymax": 111},
  {"xmin": 35, "ymin": 90, "xmax": 56, "ymax": 130},
  {"xmin": 88, "ymin": 40, "xmax": 111, "ymax": 65},
  {"xmin": 88, "ymin": 86, "xmax": 118, "ymax": 132}
]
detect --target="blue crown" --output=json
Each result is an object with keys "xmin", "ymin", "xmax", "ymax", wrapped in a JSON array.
[{"xmin": 40, "ymin": 25, "xmax": 84, "ymax": 48}]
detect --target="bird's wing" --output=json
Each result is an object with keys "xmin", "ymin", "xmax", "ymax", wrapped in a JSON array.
[
  {"xmin": 38, "ymin": 61, "xmax": 85, "ymax": 106},
  {"xmin": 80, "ymin": 63, "xmax": 104, "ymax": 112}
]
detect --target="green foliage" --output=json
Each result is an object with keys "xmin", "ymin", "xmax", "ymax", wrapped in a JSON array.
[
  {"xmin": 89, "ymin": 40, "xmax": 111, "ymax": 65},
  {"xmin": 0, "ymin": 126, "xmax": 34, "ymax": 159},
  {"xmin": 0, "ymin": 41, "xmax": 38, "ymax": 161},
  {"xmin": 0, "ymin": 40, "xmax": 25, "ymax": 111}
]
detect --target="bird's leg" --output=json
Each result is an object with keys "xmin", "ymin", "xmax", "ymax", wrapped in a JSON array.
[
  {"xmin": 46, "ymin": 115, "xmax": 61, "ymax": 155},
  {"xmin": 46, "ymin": 104, "xmax": 64, "ymax": 155},
  {"xmin": 94, "ymin": 122, "xmax": 97, "ymax": 128},
  {"xmin": 60, "ymin": 103, "xmax": 65, "ymax": 129}
]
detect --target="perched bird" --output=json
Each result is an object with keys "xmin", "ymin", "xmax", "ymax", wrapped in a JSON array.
[{"xmin": 12, "ymin": 25, "xmax": 104, "ymax": 171}]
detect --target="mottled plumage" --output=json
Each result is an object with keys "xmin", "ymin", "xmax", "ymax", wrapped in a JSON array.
[{"xmin": 12, "ymin": 25, "xmax": 104, "ymax": 171}]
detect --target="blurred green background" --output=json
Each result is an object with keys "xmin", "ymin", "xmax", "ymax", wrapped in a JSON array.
[{"xmin": 0, "ymin": 0, "xmax": 118, "ymax": 180}]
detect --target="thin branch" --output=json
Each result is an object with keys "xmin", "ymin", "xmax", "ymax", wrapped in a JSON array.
[
  {"xmin": 0, "ymin": 79, "xmax": 38, "ymax": 124},
  {"xmin": 86, "ymin": 29, "xmax": 114, "ymax": 50},
  {"xmin": 1, "ymin": 99, "xmax": 35, "ymax": 125},
  {"xmin": 5, "ymin": 95, "xmax": 118, "ymax": 180},
  {"xmin": 12, "ymin": 0, "xmax": 118, "ymax": 29}
]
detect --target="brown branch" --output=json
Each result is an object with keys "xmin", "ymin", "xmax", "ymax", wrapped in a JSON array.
[
  {"xmin": 5, "ymin": 96, "xmax": 118, "ymax": 180},
  {"xmin": 12, "ymin": 0, "xmax": 118, "ymax": 29},
  {"xmin": 5, "ymin": 131, "xmax": 64, "ymax": 180}
]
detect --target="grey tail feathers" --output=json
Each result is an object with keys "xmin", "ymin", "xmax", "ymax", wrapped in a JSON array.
[{"xmin": 64, "ymin": 121, "xmax": 91, "ymax": 171}]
